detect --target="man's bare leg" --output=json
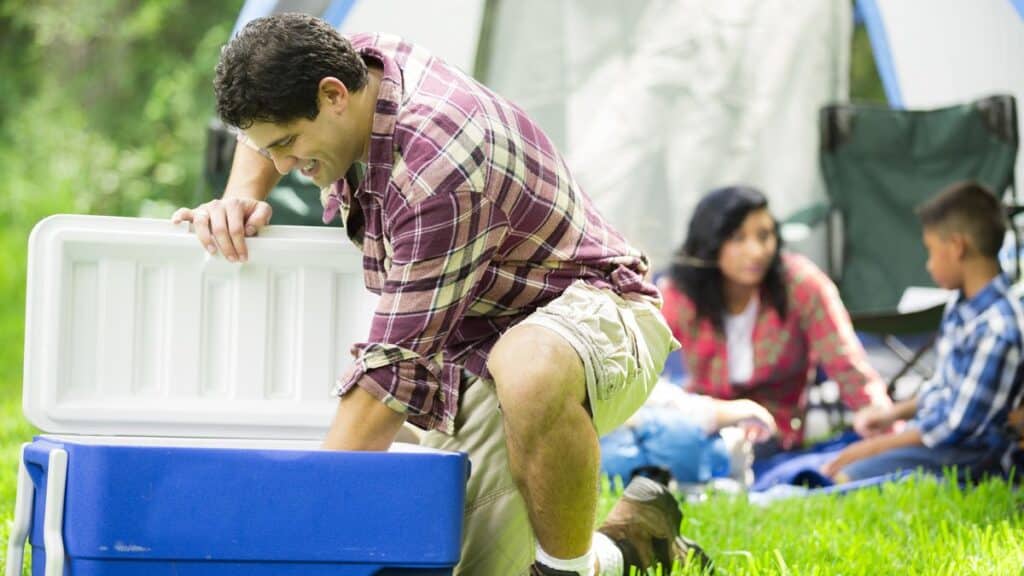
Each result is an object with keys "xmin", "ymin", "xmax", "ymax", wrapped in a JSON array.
[{"xmin": 488, "ymin": 324, "xmax": 598, "ymax": 559}]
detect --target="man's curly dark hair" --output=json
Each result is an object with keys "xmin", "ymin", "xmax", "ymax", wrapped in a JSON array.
[{"xmin": 214, "ymin": 13, "xmax": 368, "ymax": 129}]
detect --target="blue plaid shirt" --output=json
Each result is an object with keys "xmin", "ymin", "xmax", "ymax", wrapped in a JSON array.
[{"xmin": 914, "ymin": 274, "xmax": 1024, "ymax": 451}]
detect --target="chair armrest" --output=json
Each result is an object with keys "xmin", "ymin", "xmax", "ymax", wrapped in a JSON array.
[
  {"xmin": 850, "ymin": 303, "xmax": 944, "ymax": 335},
  {"xmin": 780, "ymin": 202, "xmax": 830, "ymax": 243}
]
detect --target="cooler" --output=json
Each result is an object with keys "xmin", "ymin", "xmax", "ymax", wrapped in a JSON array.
[{"xmin": 5, "ymin": 216, "xmax": 468, "ymax": 575}]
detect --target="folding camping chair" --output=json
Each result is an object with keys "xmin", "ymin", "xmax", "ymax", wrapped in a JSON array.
[{"xmin": 788, "ymin": 94, "xmax": 1019, "ymax": 401}]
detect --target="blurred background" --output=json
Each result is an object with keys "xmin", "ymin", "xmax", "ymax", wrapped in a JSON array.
[
  {"xmin": 0, "ymin": 0, "xmax": 885, "ymax": 401},
  {"xmin": 1, "ymin": 3, "xmax": 1023, "ymax": 570},
  {"xmin": 0, "ymin": 0, "xmax": 241, "ymax": 404},
  {"xmin": 1, "ymin": 0, "xmax": 1021, "ymax": 420}
]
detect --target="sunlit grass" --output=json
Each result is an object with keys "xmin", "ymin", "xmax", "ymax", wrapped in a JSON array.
[{"xmin": 0, "ymin": 225, "xmax": 1021, "ymax": 575}]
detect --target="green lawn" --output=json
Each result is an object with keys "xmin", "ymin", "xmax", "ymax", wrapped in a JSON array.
[{"xmin": 0, "ymin": 225, "xmax": 1022, "ymax": 575}]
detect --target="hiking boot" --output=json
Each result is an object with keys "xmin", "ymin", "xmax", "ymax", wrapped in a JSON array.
[{"xmin": 598, "ymin": 476, "xmax": 713, "ymax": 574}]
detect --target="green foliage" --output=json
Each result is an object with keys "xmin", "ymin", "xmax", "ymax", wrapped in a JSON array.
[
  {"xmin": 850, "ymin": 23, "xmax": 887, "ymax": 104},
  {"xmin": 0, "ymin": 0, "xmax": 243, "ymax": 220}
]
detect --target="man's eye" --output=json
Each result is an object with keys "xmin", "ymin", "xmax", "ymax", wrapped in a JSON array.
[{"xmin": 272, "ymin": 137, "xmax": 295, "ymax": 149}]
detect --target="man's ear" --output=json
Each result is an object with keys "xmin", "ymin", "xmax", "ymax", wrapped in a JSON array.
[{"xmin": 318, "ymin": 77, "xmax": 349, "ymax": 112}]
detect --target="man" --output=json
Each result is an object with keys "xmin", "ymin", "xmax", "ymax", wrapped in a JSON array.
[{"xmin": 173, "ymin": 14, "xmax": 707, "ymax": 575}]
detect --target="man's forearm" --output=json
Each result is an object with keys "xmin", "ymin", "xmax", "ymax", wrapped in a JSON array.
[
  {"xmin": 224, "ymin": 140, "xmax": 283, "ymax": 201},
  {"xmin": 322, "ymin": 383, "xmax": 407, "ymax": 451}
]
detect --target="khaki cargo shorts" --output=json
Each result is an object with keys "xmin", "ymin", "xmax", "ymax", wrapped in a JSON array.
[{"xmin": 420, "ymin": 280, "xmax": 680, "ymax": 575}]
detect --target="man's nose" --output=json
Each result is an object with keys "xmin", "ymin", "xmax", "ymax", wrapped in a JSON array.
[{"xmin": 271, "ymin": 154, "xmax": 297, "ymax": 175}]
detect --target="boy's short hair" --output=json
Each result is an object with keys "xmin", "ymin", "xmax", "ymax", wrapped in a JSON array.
[{"xmin": 916, "ymin": 180, "xmax": 1008, "ymax": 259}]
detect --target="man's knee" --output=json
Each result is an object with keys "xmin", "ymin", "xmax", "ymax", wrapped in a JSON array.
[{"xmin": 487, "ymin": 325, "xmax": 587, "ymax": 425}]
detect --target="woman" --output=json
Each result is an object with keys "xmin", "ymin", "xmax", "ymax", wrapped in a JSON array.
[{"xmin": 661, "ymin": 185, "xmax": 890, "ymax": 455}]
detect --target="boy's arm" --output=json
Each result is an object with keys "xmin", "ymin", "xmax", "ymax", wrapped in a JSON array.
[{"xmin": 821, "ymin": 427, "xmax": 923, "ymax": 478}]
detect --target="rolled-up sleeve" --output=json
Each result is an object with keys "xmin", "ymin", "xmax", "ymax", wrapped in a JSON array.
[{"xmin": 334, "ymin": 183, "xmax": 510, "ymax": 434}]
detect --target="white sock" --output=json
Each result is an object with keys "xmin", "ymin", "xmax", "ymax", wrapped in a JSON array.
[
  {"xmin": 593, "ymin": 531, "xmax": 624, "ymax": 576},
  {"xmin": 535, "ymin": 543, "xmax": 595, "ymax": 576}
]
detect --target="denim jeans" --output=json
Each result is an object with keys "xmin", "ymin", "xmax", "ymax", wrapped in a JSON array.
[
  {"xmin": 842, "ymin": 443, "xmax": 996, "ymax": 481},
  {"xmin": 600, "ymin": 406, "xmax": 731, "ymax": 484}
]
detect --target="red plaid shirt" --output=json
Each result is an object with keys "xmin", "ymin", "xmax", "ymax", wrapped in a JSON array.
[
  {"xmin": 660, "ymin": 252, "xmax": 888, "ymax": 447},
  {"xmin": 326, "ymin": 34, "xmax": 656, "ymax": 434}
]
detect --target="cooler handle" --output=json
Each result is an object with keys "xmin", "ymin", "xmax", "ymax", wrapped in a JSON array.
[
  {"xmin": 5, "ymin": 444, "xmax": 32, "ymax": 576},
  {"xmin": 6, "ymin": 445, "xmax": 68, "ymax": 576}
]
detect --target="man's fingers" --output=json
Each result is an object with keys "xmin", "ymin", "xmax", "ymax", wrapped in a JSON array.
[
  {"xmin": 171, "ymin": 207, "xmax": 193, "ymax": 224},
  {"xmin": 245, "ymin": 201, "xmax": 273, "ymax": 236},
  {"xmin": 209, "ymin": 206, "xmax": 240, "ymax": 262},
  {"xmin": 191, "ymin": 209, "xmax": 218, "ymax": 255},
  {"xmin": 225, "ymin": 204, "xmax": 248, "ymax": 262},
  {"xmin": 173, "ymin": 199, "xmax": 271, "ymax": 262}
]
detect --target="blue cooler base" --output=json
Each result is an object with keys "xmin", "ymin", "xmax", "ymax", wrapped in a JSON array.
[
  {"xmin": 34, "ymin": 554, "xmax": 454, "ymax": 575},
  {"xmin": 23, "ymin": 436, "xmax": 468, "ymax": 576},
  {"xmin": 35, "ymin": 555, "xmax": 453, "ymax": 575}
]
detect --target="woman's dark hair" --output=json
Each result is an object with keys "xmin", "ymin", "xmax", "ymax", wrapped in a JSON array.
[
  {"xmin": 669, "ymin": 185, "xmax": 787, "ymax": 331},
  {"xmin": 214, "ymin": 13, "xmax": 369, "ymax": 129}
]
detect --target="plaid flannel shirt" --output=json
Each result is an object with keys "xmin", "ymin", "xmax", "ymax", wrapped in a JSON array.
[
  {"xmin": 914, "ymin": 274, "xmax": 1024, "ymax": 451},
  {"xmin": 324, "ymin": 34, "xmax": 656, "ymax": 434},
  {"xmin": 660, "ymin": 252, "xmax": 887, "ymax": 448}
]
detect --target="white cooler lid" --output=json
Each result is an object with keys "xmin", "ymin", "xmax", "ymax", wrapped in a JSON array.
[{"xmin": 23, "ymin": 215, "xmax": 379, "ymax": 439}]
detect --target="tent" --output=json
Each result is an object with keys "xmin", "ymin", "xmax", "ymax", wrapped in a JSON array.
[{"xmin": 225, "ymin": 0, "xmax": 1023, "ymax": 269}]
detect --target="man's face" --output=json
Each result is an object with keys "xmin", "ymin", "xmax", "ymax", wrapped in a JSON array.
[{"xmin": 244, "ymin": 79, "xmax": 360, "ymax": 189}]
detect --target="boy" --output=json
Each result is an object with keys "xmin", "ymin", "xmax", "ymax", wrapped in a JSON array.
[{"xmin": 822, "ymin": 181, "xmax": 1024, "ymax": 482}]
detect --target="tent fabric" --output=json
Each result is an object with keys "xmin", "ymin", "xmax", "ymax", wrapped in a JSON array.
[
  {"xmin": 233, "ymin": 0, "xmax": 484, "ymax": 74},
  {"xmin": 863, "ymin": 0, "xmax": 1024, "ymax": 188},
  {"xmin": 482, "ymin": 0, "xmax": 852, "ymax": 269}
]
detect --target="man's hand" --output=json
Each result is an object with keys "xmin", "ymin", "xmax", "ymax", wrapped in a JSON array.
[{"xmin": 172, "ymin": 197, "xmax": 272, "ymax": 263}]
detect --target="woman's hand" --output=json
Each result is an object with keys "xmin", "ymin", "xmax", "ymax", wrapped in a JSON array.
[
  {"xmin": 714, "ymin": 398, "xmax": 777, "ymax": 442},
  {"xmin": 852, "ymin": 405, "xmax": 895, "ymax": 438}
]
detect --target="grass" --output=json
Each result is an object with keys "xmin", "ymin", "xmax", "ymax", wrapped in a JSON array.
[
  {"xmin": 0, "ymin": 222, "xmax": 39, "ymax": 576},
  {"xmin": 0, "ymin": 224, "xmax": 1022, "ymax": 575},
  {"xmin": 660, "ymin": 476, "xmax": 1024, "ymax": 575}
]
